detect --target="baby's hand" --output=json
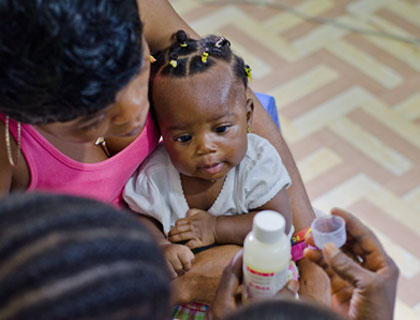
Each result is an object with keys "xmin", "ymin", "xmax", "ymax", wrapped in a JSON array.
[
  {"xmin": 162, "ymin": 243, "xmax": 195, "ymax": 279},
  {"xmin": 168, "ymin": 208, "xmax": 217, "ymax": 249}
]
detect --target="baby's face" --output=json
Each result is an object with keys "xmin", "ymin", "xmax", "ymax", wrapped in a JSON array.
[{"xmin": 152, "ymin": 62, "xmax": 253, "ymax": 182}]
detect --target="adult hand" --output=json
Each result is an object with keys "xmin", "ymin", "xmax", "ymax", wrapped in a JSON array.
[
  {"xmin": 162, "ymin": 243, "xmax": 195, "ymax": 279},
  {"xmin": 168, "ymin": 209, "xmax": 217, "ymax": 249},
  {"xmin": 208, "ymin": 250, "xmax": 299, "ymax": 320},
  {"xmin": 296, "ymin": 258, "xmax": 331, "ymax": 306},
  {"xmin": 304, "ymin": 208, "xmax": 399, "ymax": 320}
]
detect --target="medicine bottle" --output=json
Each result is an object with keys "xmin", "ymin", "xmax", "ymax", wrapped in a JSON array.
[{"xmin": 242, "ymin": 210, "xmax": 291, "ymax": 301}]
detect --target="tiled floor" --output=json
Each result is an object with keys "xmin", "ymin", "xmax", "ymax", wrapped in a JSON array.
[{"xmin": 170, "ymin": 0, "xmax": 420, "ymax": 318}]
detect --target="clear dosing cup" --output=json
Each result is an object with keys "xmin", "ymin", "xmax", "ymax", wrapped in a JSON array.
[{"xmin": 311, "ymin": 215, "xmax": 346, "ymax": 249}]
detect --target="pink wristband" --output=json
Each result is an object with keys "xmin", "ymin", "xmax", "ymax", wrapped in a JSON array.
[
  {"xmin": 291, "ymin": 227, "xmax": 312, "ymax": 245},
  {"xmin": 291, "ymin": 241, "xmax": 307, "ymax": 262}
]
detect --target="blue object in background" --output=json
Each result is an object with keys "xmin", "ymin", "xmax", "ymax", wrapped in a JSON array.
[{"xmin": 254, "ymin": 92, "xmax": 280, "ymax": 130}]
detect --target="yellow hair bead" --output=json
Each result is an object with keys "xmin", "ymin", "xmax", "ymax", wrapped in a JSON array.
[
  {"xmin": 149, "ymin": 55, "xmax": 156, "ymax": 63},
  {"xmin": 201, "ymin": 52, "xmax": 209, "ymax": 63},
  {"xmin": 180, "ymin": 43, "xmax": 187, "ymax": 47},
  {"xmin": 244, "ymin": 66, "xmax": 252, "ymax": 83},
  {"xmin": 169, "ymin": 59, "xmax": 178, "ymax": 68}
]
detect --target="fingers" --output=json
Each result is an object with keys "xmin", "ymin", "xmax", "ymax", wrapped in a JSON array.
[
  {"xmin": 174, "ymin": 217, "xmax": 189, "ymax": 226},
  {"xmin": 304, "ymin": 246, "xmax": 335, "ymax": 279},
  {"xmin": 331, "ymin": 208, "xmax": 390, "ymax": 272},
  {"xmin": 274, "ymin": 279, "xmax": 299, "ymax": 300},
  {"xmin": 170, "ymin": 223, "xmax": 190, "ymax": 234},
  {"xmin": 214, "ymin": 249, "xmax": 244, "ymax": 300},
  {"xmin": 174, "ymin": 209, "xmax": 204, "ymax": 226},
  {"xmin": 169, "ymin": 222, "xmax": 195, "ymax": 243},
  {"xmin": 219, "ymin": 249, "xmax": 244, "ymax": 292},
  {"xmin": 331, "ymin": 208, "xmax": 385, "ymax": 254},
  {"xmin": 164, "ymin": 244, "xmax": 195, "ymax": 279},
  {"xmin": 166, "ymin": 261, "xmax": 178, "ymax": 280},
  {"xmin": 322, "ymin": 242, "xmax": 369, "ymax": 287},
  {"xmin": 185, "ymin": 239, "xmax": 202, "ymax": 249},
  {"xmin": 167, "ymin": 256, "xmax": 183, "ymax": 279},
  {"xmin": 210, "ymin": 250, "xmax": 244, "ymax": 320},
  {"xmin": 172, "ymin": 255, "xmax": 185, "ymax": 274},
  {"xmin": 168, "ymin": 231, "xmax": 195, "ymax": 243},
  {"xmin": 186, "ymin": 208, "xmax": 202, "ymax": 217},
  {"xmin": 227, "ymin": 249, "xmax": 244, "ymax": 279},
  {"xmin": 304, "ymin": 232, "xmax": 316, "ymax": 247},
  {"xmin": 178, "ymin": 246, "xmax": 195, "ymax": 271},
  {"xmin": 304, "ymin": 246, "xmax": 353, "ymax": 296},
  {"xmin": 286, "ymin": 279, "xmax": 300, "ymax": 296}
]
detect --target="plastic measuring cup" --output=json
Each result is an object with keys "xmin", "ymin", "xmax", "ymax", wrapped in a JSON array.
[{"xmin": 311, "ymin": 215, "xmax": 346, "ymax": 249}]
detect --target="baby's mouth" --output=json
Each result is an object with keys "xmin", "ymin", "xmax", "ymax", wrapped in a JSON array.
[{"xmin": 200, "ymin": 162, "xmax": 224, "ymax": 174}]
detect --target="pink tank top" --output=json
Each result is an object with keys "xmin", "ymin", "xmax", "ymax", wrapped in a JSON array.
[{"xmin": 0, "ymin": 112, "xmax": 160, "ymax": 207}]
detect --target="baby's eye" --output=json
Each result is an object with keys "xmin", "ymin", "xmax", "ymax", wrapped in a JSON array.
[
  {"xmin": 216, "ymin": 125, "xmax": 229, "ymax": 133},
  {"xmin": 174, "ymin": 134, "xmax": 192, "ymax": 143}
]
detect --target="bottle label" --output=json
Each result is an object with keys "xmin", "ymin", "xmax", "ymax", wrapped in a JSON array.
[{"xmin": 242, "ymin": 264, "xmax": 288, "ymax": 301}]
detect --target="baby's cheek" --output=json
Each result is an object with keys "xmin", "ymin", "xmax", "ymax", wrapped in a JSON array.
[{"xmin": 231, "ymin": 137, "xmax": 248, "ymax": 164}]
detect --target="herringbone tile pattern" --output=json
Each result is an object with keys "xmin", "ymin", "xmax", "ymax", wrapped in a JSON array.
[{"xmin": 170, "ymin": 0, "xmax": 420, "ymax": 318}]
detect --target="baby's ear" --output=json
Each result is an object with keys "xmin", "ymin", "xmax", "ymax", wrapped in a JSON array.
[{"xmin": 246, "ymin": 98, "xmax": 254, "ymax": 126}]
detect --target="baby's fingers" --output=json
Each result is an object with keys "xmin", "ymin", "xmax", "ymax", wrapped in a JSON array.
[
  {"xmin": 185, "ymin": 239, "xmax": 203, "ymax": 249},
  {"xmin": 178, "ymin": 248, "xmax": 195, "ymax": 271},
  {"xmin": 174, "ymin": 217, "xmax": 190, "ymax": 226},
  {"xmin": 169, "ymin": 223, "xmax": 190, "ymax": 236},
  {"xmin": 168, "ymin": 231, "xmax": 195, "ymax": 243},
  {"xmin": 170, "ymin": 256, "xmax": 184, "ymax": 274},
  {"xmin": 166, "ymin": 260, "xmax": 179, "ymax": 280}
]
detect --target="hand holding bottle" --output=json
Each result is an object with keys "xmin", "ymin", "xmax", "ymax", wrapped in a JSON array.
[{"xmin": 208, "ymin": 249, "xmax": 299, "ymax": 320}]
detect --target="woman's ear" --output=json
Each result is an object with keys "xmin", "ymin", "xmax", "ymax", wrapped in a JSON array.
[{"xmin": 246, "ymin": 98, "xmax": 254, "ymax": 129}]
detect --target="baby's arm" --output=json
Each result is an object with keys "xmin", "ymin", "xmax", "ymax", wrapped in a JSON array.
[
  {"xmin": 136, "ymin": 214, "xmax": 194, "ymax": 279},
  {"xmin": 168, "ymin": 188, "xmax": 292, "ymax": 248},
  {"xmin": 168, "ymin": 208, "xmax": 217, "ymax": 249},
  {"xmin": 214, "ymin": 187, "xmax": 292, "ymax": 245}
]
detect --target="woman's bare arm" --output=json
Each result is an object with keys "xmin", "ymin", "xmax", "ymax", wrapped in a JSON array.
[
  {"xmin": 215, "ymin": 188, "xmax": 292, "ymax": 244},
  {"xmin": 249, "ymin": 89, "xmax": 316, "ymax": 229},
  {"xmin": 138, "ymin": 0, "xmax": 200, "ymax": 53}
]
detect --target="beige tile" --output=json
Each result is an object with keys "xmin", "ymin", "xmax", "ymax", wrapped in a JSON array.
[
  {"xmin": 296, "ymin": 147, "xmax": 342, "ymax": 182},
  {"xmin": 269, "ymin": 65, "xmax": 339, "ymax": 109},
  {"xmin": 327, "ymin": 40, "xmax": 403, "ymax": 88},
  {"xmin": 329, "ymin": 117, "xmax": 412, "ymax": 176}
]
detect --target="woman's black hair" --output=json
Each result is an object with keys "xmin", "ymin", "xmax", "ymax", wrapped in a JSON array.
[
  {"xmin": 0, "ymin": 0, "xmax": 144, "ymax": 124},
  {"xmin": 151, "ymin": 30, "xmax": 250, "ymax": 88},
  {"xmin": 0, "ymin": 193, "xmax": 170, "ymax": 320}
]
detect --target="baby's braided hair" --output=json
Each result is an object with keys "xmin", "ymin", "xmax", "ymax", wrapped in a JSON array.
[
  {"xmin": 0, "ymin": 193, "xmax": 170, "ymax": 320},
  {"xmin": 151, "ymin": 30, "xmax": 251, "ymax": 88}
]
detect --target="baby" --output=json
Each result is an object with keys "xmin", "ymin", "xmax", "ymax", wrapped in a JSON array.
[{"xmin": 124, "ymin": 30, "xmax": 293, "ymax": 279}]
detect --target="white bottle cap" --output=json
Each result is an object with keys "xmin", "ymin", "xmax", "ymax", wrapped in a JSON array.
[{"xmin": 253, "ymin": 210, "xmax": 286, "ymax": 243}]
